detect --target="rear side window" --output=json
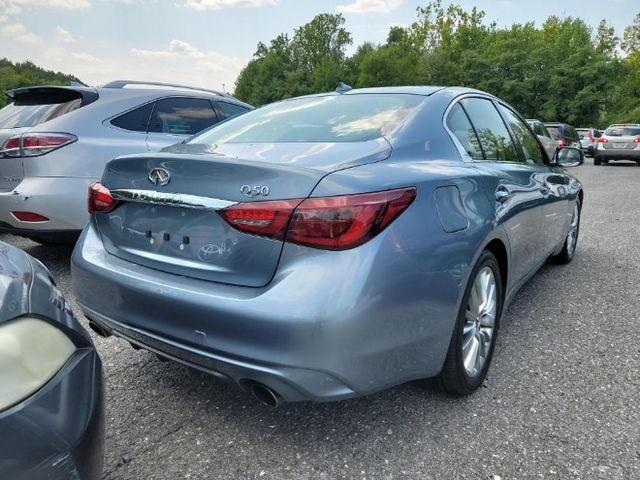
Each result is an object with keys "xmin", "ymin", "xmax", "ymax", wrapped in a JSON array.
[
  {"xmin": 446, "ymin": 103, "xmax": 483, "ymax": 160},
  {"xmin": 461, "ymin": 98, "xmax": 519, "ymax": 163},
  {"xmin": 216, "ymin": 102, "xmax": 249, "ymax": 119},
  {"xmin": 499, "ymin": 105, "xmax": 545, "ymax": 165},
  {"xmin": 148, "ymin": 97, "xmax": 218, "ymax": 135},
  {"xmin": 110, "ymin": 102, "xmax": 154, "ymax": 132},
  {"xmin": 0, "ymin": 90, "xmax": 82, "ymax": 129}
]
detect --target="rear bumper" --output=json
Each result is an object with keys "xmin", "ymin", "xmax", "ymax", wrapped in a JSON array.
[
  {"xmin": 0, "ymin": 176, "xmax": 93, "ymax": 233},
  {"xmin": 594, "ymin": 148, "xmax": 640, "ymax": 160},
  {"xmin": 72, "ymin": 222, "xmax": 459, "ymax": 402},
  {"xmin": 0, "ymin": 348, "xmax": 104, "ymax": 480}
]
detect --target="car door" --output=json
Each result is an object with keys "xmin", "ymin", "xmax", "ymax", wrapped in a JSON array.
[
  {"xmin": 456, "ymin": 97, "xmax": 546, "ymax": 284},
  {"xmin": 145, "ymin": 97, "xmax": 221, "ymax": 151},
  {"xmin": 497, "ymin": 104, "xmax": 569, "ymax": 257}
]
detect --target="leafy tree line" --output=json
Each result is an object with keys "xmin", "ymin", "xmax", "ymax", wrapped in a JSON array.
[
  {"xmin": 0, "ymin": 58, "xmax": 80, "ymax": 109},
  {"xmin": 234, "ymin": 2, "xmax": 640, "ymax": 127}
]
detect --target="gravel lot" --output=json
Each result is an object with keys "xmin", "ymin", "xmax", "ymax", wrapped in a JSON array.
[{"xmin": 2, "ymin": 160, "xmax": 639, "ymax": 480}]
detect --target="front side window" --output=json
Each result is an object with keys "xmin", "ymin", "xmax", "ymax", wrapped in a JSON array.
[
  {"xmin": 499, "ymin": 105, "xmax": 545, "ymax": 165},
  {"xmin": 190, "ymin": 94, "xmax": 425, "ymax": 144},
  {"xmin": 446, "ymin": 103, "xmax": 483, "ymax": 160},
  {"xmin": 460, "ymin": 98, "xmax": 519, "ymax": 163},
  {"xmin": 148, "ymin": 97, "xmax": 218, "ymax": 135}
]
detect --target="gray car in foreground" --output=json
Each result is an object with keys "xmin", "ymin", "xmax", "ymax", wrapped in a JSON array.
[
  {"xmin": 72, "ymin": 86, "xmax": 583, "ymax": 405},
  {"xmin": 0, "ymin": 241, "xmax": 103, "ymax": 478},
  {"xmin": 0, "ymin": 80, "xmax": 251, "ymax": 243}
]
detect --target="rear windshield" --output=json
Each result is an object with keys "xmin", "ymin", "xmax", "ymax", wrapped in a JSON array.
[
  {"xmin": 0, "ymin": 90, "xmax": 82, "ymax": 129},
  {"xmin": 546, "ymin": 126, "xmax": 561, "ymax": 140},
  {"xmin": 189, "ymin": 94, "xmax": 425, "ymax": 144},
  {"xmin": 604, "ymin": 127, "xmax": 640, "ymax": 137}
]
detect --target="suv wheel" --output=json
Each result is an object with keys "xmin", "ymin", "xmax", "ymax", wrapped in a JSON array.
[{"xmin": 594, "ymin": 156, "xmax": 602, "ymax": 166}]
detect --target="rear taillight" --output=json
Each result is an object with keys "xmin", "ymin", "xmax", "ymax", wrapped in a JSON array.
[
  {"xmin": 0, "ymin": 133, "xmax": 77, "ymax": 157},
  {"xmin": 88, "ymin": 182, "xmax": 118, "ymax": 213},
  {"xmin": 220, "ymin": 199, "xmax": 302, "ymax": 239},
  {"xmin": 598, "ymin": 137, "xmax": 608, "ymax": 143},
  {"xmin": 634, "ymin": 137, "xmax": 640, "ymax": 144},
  {"xmin": 219, "ymin": 187, "xmax": 416, "ymax": 250},
  {"xmin": 588, "ymin": 131, "xmax": 595, "ymax": 142},
  {"xmin": 558, "ymin": 138, "xmax": 566, "ymax": 147}
]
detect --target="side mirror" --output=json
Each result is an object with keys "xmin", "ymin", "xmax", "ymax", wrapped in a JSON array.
[{"xmin": 553, "ymin": 146, "xmax": 584, "ymax": 167}]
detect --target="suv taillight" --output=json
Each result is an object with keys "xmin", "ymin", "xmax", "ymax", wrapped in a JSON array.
[
  {"xmin": 219, "ymin": 187, "xmax": 417, "ymax": 250},
  {"xmin": 88, "ymin": 182, "xmax": 118, "ymax": 213},
  {"xmin": 598, "ymin": 137, "xmax": 608, "ymax": 143},
  {"xmin": 634, "ymin": 137, "xmax": 640, "ymax": 144},
  {"xmin": 558, "ymin": 138, "xmax": 566, "ymax": 147},
  {"xmin": 0, "ymin": 133, "xmax": 77, "ymax": 157}
]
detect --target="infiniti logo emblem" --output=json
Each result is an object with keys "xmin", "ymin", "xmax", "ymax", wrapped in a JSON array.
[{"xmin": 148, "ymin": 168, "xmax": 170, "ymax": 186}]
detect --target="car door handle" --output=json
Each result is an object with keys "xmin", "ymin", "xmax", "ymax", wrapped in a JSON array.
[{"xmin": 495, "ymin": 188, "xmax": 511, "ymax": 203}]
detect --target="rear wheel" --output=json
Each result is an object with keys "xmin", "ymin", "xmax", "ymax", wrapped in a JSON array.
[
  {"xmin": 594, "ymin": 156, "xmax": 601, "ymax": 165},
  {"xmin": 439, "ymin": 250, "xmax": 503, "ymax": 395},
  {"xmin": 551, "ymin": 198, "xmax": 581, "ymax": 264}
]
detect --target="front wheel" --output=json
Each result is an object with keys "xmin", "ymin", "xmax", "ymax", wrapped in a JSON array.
[
  {"xmin": 438, "ymin": 250, "xmax": 503, "ymax": 395},
  {"xmin": 551, "ymin": 198, "xmax": 581, "ymax": 264}
]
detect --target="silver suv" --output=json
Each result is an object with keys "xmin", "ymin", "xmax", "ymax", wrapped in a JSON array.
[
  {"xmin": 594, "ymin": 124, "xmax": 640, "ymax": 166},
  {"xmin": 0, "ymin": 80, "xmax": 252, "ymax": 243}
]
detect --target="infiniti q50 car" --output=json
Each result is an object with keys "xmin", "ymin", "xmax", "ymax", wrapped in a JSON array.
[
  {"xmin": 0, "ymin": 241, "xmax": 103, "ymax": 478},
  {"xmin": 71, "ymin": 86, "xmax": 583, "ymax": 405}
]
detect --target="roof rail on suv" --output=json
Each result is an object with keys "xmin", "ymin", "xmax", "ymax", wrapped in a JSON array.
[{"xmin": 102, "ymin": 80, "xmax": 230, "ymax": 98}]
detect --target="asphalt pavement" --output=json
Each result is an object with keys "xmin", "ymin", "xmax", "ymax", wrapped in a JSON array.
[{"xmin": 2, "ymin": 160, "xmax": 639, "ymax": 480}]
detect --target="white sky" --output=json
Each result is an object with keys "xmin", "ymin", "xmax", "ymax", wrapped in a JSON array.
[{"xmin": 0, "ymin": 0, "xmax": 635, "ymax": 93}]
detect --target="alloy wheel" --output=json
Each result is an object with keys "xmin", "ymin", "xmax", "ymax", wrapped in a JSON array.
[{"xmin": 462, "ymin": 266, "xmax": 497, "ymax": 377}]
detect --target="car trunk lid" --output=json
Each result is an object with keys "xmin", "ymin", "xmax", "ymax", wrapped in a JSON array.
[{"xmin": 95, "ymin": 139, "xmax": 391, "ymax": 287}]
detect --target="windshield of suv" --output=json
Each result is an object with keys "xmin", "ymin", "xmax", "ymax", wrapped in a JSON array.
[
  {"xmin": 189, "ymin": 94, "xmax": 425, "ymax": 144},
  {"xmin": 604, "ymin": 127, "xmax": 640, "ymax": 137}
]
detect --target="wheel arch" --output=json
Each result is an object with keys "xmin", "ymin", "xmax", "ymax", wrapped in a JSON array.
[{"xmin": 484, "ymin": 238, "xmax": 508, "ymax": 293}]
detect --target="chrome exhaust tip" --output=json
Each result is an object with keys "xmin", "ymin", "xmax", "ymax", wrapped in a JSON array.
[{"xmin": 250, "ymin": 383, "xmax": 282, "ymax": 407}]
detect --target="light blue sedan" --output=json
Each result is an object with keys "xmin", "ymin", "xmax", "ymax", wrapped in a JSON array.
[{"xmin": 71, "ymin": 86, "xmax": 583, "ymax": 405}]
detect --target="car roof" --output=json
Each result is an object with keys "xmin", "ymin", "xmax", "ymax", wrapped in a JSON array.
[{"xmin": 5, "ymin": 81, "xmax": 252, "ymax": 109}]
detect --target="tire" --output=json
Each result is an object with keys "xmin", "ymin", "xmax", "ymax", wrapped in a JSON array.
[
  {"xmin": 551, "ymin": 198, "xmax": 581, "ymax": 264},
  {"xmin": 594, "ymin": 156, "xmax": 601, "ymax": 166},
  {"xmin": 439, "ymin": 250, "xmax": 503, "ymax": 395}
]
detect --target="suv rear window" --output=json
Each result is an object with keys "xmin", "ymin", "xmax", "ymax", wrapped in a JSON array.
[
  {"xmin": 0, "ymin": 89, "xmax": 83, "ymax": 129},
  {"xmin": 191, "ymin": 94, "xmax": 425, "ymax": 144},
  {"xmin": 546, "ymin": 126, "xmax": 561, "ymax": 140},
  {"xmin": 604, "ymin": 127, "xmax": 640, "ymax": 136}
]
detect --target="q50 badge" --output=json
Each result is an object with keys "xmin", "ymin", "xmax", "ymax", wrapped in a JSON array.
[{"xmin": 240, "ymin": 185, "xmax": 270, "ymax": 197}]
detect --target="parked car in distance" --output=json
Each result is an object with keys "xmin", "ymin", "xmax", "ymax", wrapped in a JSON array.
[
  {"xmin": 594, "ymin": 123, "xmax": 640, "ymax": 166},
  {"xmin": 72, "ymin": 86, "xmax": 584, "ymax": 405},
  {"xmin": 543, "ymin": 122, "xmax": 581, "ymax": 151},
  {"xmin": 526, "ymin": 118, "xmax": 558, "ymax": 159},
  {"xmin": 0, "ymin": 241, "xmax": 103, "ymax": 479},
  {"xmin": 576, "ymin": 127, "xmax": 600, "ymax": 157},
  {"xmin": 0, "ymin": 80, "xmax": 252, "ymax": 244}
]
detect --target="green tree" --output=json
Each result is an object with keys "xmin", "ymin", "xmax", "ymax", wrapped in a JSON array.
[{"xmin": 0, "ymin": 58, "xmax": 81, "ymax": 108}]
